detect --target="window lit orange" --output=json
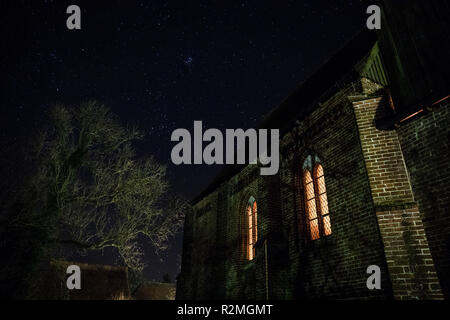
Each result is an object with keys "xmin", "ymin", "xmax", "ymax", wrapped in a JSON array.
[
  {"xmin": 302, "ymin": 156, "xmax": 331, "ymax": 240},
  {"xmin": 246, "ymin": 196, "xmax": 257, "ymax": 260},
  {"xmin": 303, "ymin": 170, "xmax": 320, "ymax": 240},
  {"xmin": 314, "ymin": 164, "xmax": 331, "ymax": 236}
]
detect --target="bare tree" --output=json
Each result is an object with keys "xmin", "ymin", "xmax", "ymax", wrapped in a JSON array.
[{"xmin": 5, "ymin": 101, "xmax": 187, "ymax": 296}]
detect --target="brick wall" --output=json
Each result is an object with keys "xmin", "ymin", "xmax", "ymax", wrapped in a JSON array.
[
  {"xmin": 177, "ymin": 191, "xmax": 218, "ymax": 299},
  {"xmin": 279, "ymin": 79, "xmax": 391, "ymax": 299},
  {"xmin": 178, "ymin": 78, "xmax": 394, "ymax": 300},
  {"xmin": 176, "ymin": 81, "xmax": 448, "ymax": 300},
  {"xmin": 376, "ymin": 207, "xmax": 442, "ymax": 299},
  {"xmin": 397, "ymin": 101, "xmax": 450, "ymax": 298},
  {"xmin": 353, "ymin": 95, "xmax": 443, "ymax": 299},
  {"xmin": 353, "ymin": 97, "xmax": 413, "ymax": 207}
]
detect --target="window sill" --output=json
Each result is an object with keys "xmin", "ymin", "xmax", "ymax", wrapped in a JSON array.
[
  {"xmin": 305, "ymin": 234, "xmax": 335, "ymax": 250},
  {"xmin": 242, "ymin": 259, "xmax": 256, "ymax": 271}
]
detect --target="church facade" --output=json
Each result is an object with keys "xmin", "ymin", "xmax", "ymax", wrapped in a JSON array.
[{"xmin": 177, "ymin": 1, "xmax": 450, "ymax": 300}]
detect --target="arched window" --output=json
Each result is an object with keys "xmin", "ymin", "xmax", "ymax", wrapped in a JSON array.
[
  {"xmin": 302, "ymin": 155, "xmax": 331, "ymax": 240},
  {"xmin": 246, "ymin": 196, "xmax": 258, "ymax": 260}
]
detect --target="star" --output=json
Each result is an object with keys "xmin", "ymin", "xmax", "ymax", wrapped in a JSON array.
[
  {"xmin": 1, "ymin": 0, "xmax": 371, "ymax": 284},
  {"xmin": 184, "ymin": 56, "xmax": 193, "ymax": 66}
]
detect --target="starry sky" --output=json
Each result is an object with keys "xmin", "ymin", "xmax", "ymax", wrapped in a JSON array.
[{"xmin": 1, "ymin": 0, "xmax": 369, "ymax": 281}]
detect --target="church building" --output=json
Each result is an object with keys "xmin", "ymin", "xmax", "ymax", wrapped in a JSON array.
[{"xmin": 177, "ymin": 1, "xmax": 450, "ymax": 300}]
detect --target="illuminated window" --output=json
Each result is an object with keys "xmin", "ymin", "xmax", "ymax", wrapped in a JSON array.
[
  {"xmin": 302, "ymin": 156, "xmax": 332, "ymax": 240},
  {"xmin": 246, "ymin": 196, "xmax": 258, "ymax": 260}
]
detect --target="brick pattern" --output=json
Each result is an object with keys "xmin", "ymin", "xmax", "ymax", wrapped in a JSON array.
[
  {"xmin": 279, "ymin": 81, "xmax": 391, "ymax": 299},
  {"xmin": 178, "ymin": 79, "xmax": 393, "ymax": 300},
  {"xmin": 376, "ymin": 207, "xmax": 443, "ymax": 299},
  {"xmin": 397, "ymin": 102, "xmax": 450, "ymax": 298},
  {"xmin": 353, "ymin": 97, "xmax": 414, "ymax": 207},
  {"xmin": 177, "ymin": 81, "xmax": 448, "ymax": 301},
  {"xmin": 353, "ymin": 95, "xmax": 443, "ymax": 299}
]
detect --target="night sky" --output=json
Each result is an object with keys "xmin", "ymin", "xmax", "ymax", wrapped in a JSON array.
[{"xmin": 1, "ymin": 0, "xmax": 369, "ymax": 281}]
